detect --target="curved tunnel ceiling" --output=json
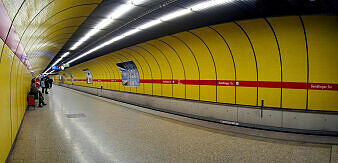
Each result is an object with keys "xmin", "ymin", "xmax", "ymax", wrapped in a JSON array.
[
  {"xmin": 0, "ymin": 0, "xmax": 102, "ymax": 74},
  {"xmin": 1, "ymin": 0, "xmax": 336, "ymax": 74},
  {"xmin": 43, "ymin": 0, "xmax": 337, "ymax": 74}
]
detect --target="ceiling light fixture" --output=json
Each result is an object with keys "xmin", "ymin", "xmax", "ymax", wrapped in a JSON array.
[
  {"xmin": 43, "ymin": 67, "xmax": 51, "ymax": 74},
  {"xmin": 52, "ymin": 58, "xmax": 62, "ymax": 67},
  {"xmin": 123, "ymin": 28, "xmax": 141, "ymax": 37},
  {"xmin": 138, "ymin": 19, "xmax": 161, "ymax": 29},
  {"xmin": 191, "ymin": 0, "xmax": 234, "ymax": 11},
  {"xmin": 160, "ymin": 9, "xmax": 192, "ymax": 21},
  {"xmin": 43, "ymin": 51, "xmax": 69, "ymax": 73},
  {"xmin": 61, "ymin": 52, "xmax": 70, "ymax": 58},
  {"xmin": 66, "ymin": 0, "xmax": 233, "ymax": 65},
  {"xmin": 69, "ymin": 0, "xmax": 148, "ymax": 50}
]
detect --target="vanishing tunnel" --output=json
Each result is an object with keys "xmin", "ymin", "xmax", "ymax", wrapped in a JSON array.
[{"xmin": 0, "ymin": 0, "xmax": 337, "ymax": 162}]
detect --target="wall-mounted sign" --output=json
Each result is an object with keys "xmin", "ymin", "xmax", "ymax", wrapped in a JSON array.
[
  {"xmin": 63, "ymin": 63, "xmax": 70, "ymax": 68},
  {"xmin": 116, "ymin": 61, "xmax": 139, "ymax": 87},
  {"xmin": 69, "ymin": 72, "xmax": 74, "ymax": 82},
  {"xmin": 52, "ymin": 66, "xmax": 59, "ymax": 70},
  {"xmin": 59, "ymin": 75, "xmax": 63, "ymax": 83},
  {"xmin": 83, "ymin": 69, "xmax": 93, "ymax": 84},
  {"xmin": 63, "ymin": 74, "xmax": 67, "ymax": 82}
]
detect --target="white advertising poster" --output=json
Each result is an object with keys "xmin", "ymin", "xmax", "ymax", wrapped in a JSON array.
[
  {"xmin": 83, "ymin": 69, "xmax": 93, "ymax": 84},
  {"xmin": 69, "ymin": 72, "xmax": 74, "ymax": 82},
  {"xmin": 116, "ymin": 61, "xmax": 140, "ymax": 87},
  {"xmin": 63, "ymin": 74, "xmax": 67, "ymax": 82}
]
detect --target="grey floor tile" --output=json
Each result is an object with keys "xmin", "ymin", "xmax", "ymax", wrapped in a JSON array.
[
  {"xmin": 332, "ymin": 145, "xmax": 338, "ymax": 163},
  {"xmin": 8, "ymin": 85, "xmax": 334, "ymax": 163}
]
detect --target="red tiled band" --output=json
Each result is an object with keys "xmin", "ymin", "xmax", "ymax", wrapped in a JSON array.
[
  {"xmin": 71, "ymin": 79, "xmax": 338, "ymax": 91},
  {"xmin": 92, "ymin": 79, "xmax": 122, "ymax": 82}
]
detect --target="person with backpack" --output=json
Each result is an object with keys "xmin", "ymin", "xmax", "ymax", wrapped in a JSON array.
[
  {"xmin": 29, "ymin": 78, "xmax": 46, "ymax": 107},
  {"xmin": 41, "ymin": 77, "xmax": 49, "ymax": 94}
]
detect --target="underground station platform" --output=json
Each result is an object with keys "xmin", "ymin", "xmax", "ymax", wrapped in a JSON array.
[{"xmin": 0, "ymin": 0, "xmax": 337, "ymax": 162}]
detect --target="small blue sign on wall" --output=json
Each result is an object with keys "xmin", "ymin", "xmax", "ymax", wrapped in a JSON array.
[{"xmin": 52, "ymin": 66, "xmax": 59, "ymax": 70}]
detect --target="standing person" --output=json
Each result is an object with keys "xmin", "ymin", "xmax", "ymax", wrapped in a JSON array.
[
  {"xmin": 48, "ymin": 77, "xmax": 53, "ymax": 88},
  {"xmin": 29, "ymin": 78, "xmax": 46, "ymax": 107},
  {"xmin": 35, "ymin": 77, "xmax": 40, "ymax": 87},
  {"xmin": 41, "ymin": 77, "xmax": 46, "ymax": 93},
  {"xmin": 44, "ymin": 77, "xmax": 49, "ymax": 94}
]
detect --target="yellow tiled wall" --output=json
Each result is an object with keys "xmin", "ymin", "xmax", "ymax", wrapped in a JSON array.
[
  {"xmin": 58, "ymin": 15, "xmax": 338, "ymax": 112},
  {"xmin": 0, "ymin": 0, "xmax": 102, "ymax": 161}
]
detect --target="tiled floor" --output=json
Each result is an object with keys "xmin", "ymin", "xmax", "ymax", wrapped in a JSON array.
[{"xmin": 8, "ymin": 85, "xmax": 337, "ymax": 162}]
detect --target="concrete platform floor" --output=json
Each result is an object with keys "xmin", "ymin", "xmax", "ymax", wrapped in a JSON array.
[{"xmin": 8, "ymin": 85, "xmax": 338, "ymax": 163}]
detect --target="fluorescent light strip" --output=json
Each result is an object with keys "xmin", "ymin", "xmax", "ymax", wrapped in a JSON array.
[
  {"xmin": 138, "ymin": 19, "xmax": 161, "ymax": 29},
  {"xmin": 43, "ymin": 67, "xmax": 51, "ymax": 74},
  {"xmin": 43, "ymin": 0, "xmax": 150, "ymax": 73},
  {"xmin": 45, "ymin": 51, "xmax": 70, "ymax": 72},
  {"xmin": 70, "ymin": 0, "xmax": 148, "ymax": 50},
  {"xmin": 191, "ymin": 0, "xmax": 234, "ymax": 11},
  {"xmin": 67, "ymin": 0, "xmax": 233, "ymax": 64},
  {"xmin": 61, "ymin": 52, "xmax": 70, "ymax": 58},
  {"xmin": 123, "ymin": 28, "xmax": 141, "ymax": 36},
  {"xmin": 52, "ymin": 58, "xmax": 62, "ymax": 67},
  {"xmin": 160, "ymin": 8, "xmax": 191, "ymax": 21}
]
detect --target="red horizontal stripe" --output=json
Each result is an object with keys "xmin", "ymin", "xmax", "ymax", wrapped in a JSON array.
[
  {"xmin": 140, "ymin": 79, "xmax": 153, "ymax": 83},
  {"xmin": 217, "ymin": 80, "xmax": 235, "ymax": 86},
  {"xmin": 110, "ymin": 79, "xmax": 121, "ymax": 82},
  {"xmin": 71, "ymin": 79, "xmax": 337, "ymax": 91},
  {"xmin": 283, "ymin": 82, "xmax": 307, "ymax": 89},
  {"xmin": 186, "ymin": 80, "xmax": 199, "ymax": 85},
  {"xmin": 175, "ymin": 80, "xmax": 185, "ymax": 84},
  {"xmin": 152, "ymin": 80, "xmax": 162, "ymax": 83},
  {"xmin": 259, "ymin": 81, "xmax": 281, "ymax": 88},
  {"xmin": 74, "ymin": 79, "xmax": 86, "ymax": 81},
  {"xmin": 101, "ymin": 79, "xmax": 112, "ymax": 82},
  {"xmin": 162, "ymin": 80, "xmax": 173, "ymax": 84},
  {"xmin": 200, "ymin": 80, "xmax": 217, "ymax": 85},
  {"xmin": 309, "ymin": 83, "xmax": 337, "ymax": 90},
  {"xmin": 236, "ymin": 81, "xmax": 257, "ymax": 87}
]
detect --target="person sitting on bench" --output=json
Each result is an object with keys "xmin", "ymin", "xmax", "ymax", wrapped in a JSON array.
[{"xmin": 29, "ymin": 78, "xmax": 46, "ymax": 107}]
